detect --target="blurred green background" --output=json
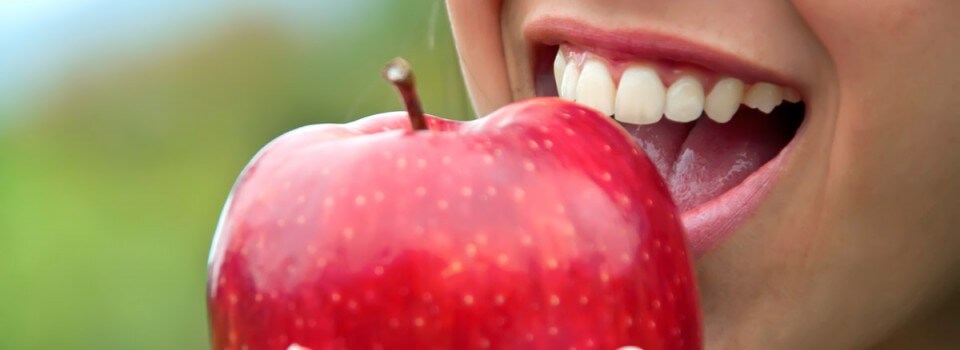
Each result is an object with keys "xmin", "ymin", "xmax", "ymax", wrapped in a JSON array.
[{"xmin": 0, "ymin": 1, "xmax": 470, "ymax": 348}]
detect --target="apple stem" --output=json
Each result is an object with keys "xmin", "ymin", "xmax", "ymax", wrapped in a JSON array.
[{"xmin": 383, "ymin": 57, "xmax": 428, "ymax": 131}]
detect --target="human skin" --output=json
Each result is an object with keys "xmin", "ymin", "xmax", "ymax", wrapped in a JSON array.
[{"xmin": 445, "ymin": 1, "xmax": 960, "ymax": 349}]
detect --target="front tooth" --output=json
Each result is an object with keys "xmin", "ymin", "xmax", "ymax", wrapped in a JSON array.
[
  {"xmin": 575, "ymin": 60, "xmax": 616, "ymax": 116},
  {"xmin": 615, "ymin": 65, "xmax": 665, "ymax": 125},
  {"xmin": 743, "ymin": 82, "xmax": 783, "ymax": 113},
  {"xmin": 664, "ymin": 76, "xmax": 705, "ymax": 122},
  {"xmin": 554, "ymin": 52, "xmax": 567, "ymax": 93},
  {"xmin": 704, "ymin": 77, "xmax": 744, "ymax": 123},
  {"xmin": 559, "ymin": 61, "xmax": 580, "ymax": 101}
]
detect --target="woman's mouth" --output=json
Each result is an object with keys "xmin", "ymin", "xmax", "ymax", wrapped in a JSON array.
[{"xmin": 527, "ymin": 20, "xmax": 808, "ymax": 256}]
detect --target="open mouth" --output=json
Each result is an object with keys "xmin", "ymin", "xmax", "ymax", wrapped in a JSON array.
[{"xmin": 528, "ymin": 25, "xmax": 807, "ymax": 254}]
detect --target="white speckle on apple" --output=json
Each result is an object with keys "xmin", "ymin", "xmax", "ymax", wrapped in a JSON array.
[
  {"xmin": 565, "ymin": 128, "xmax": 576, "ymax": 136},
  {"xmin": 602, "ymin": 172, "xmax": 612, "ymax": 181},
  {"xmin": 513, "ymin": 188, "xmax": 526, "ymax": 201},
  {"xmin": 580, "ymin": 296, "xmax": 589, "ymax": 305},
  {"xmin": 463, "ymin": 294, "xmax": 474, "ymax": 305},
  {"xmin": 485, "ymin": 186, "xmax": 497, "ymax": 196},
  {"xmin": 465, "ymin": 244, "xmax": 477, "ymax": 257},
  {"xmin": 443, "ymin": 261, "xmax": 462, "ymax": 276},
  {"xmin": 562, "ymin": 223, "xmax": 576, "ymax": 236},
  {"xmin": 374, "ymin": 191, "xmax": 385, "ymax": 202},
  {"xmin": 546, "ymin": 258, "xmax": 558, "ymax": 269},
  {"xmin": 544, "ymin": 139, "xmax": 554, "ymax": 149},
  {"xmin": 330, "ymin": 292, "xmax": 341, "ymax": 302},
  {"xmin": 550, "ymin": 295, "xmax": 560, "ymax": 306},
  {"xmin": 483, "ymin": 155, "xmax": 494, "ymax": 165},
  {"xmin": 495, "ymin": 294, "xmax": 505, "ymax": 305},
  {"xmin": 524, "ymin": 160, "xmax": 536, "ymax": 172},
  {"xmin": 354, "ymin": 195, "xmax": 366, "ymax": 206},
  {"xmin": 417, "ymin": 158, "xmax": 427, "ymax": 168},
  {"xmin": 497, "ymin": 254, "xmax": 509, "ymax": 266},
  {"xmin": 342, "ymin": 227, "xmax": 354, "ymax": 240},
  {"xmin": 373, "ymin": 266, "xmax": 384, "ymax": 276},
  {"xmin": 521, "ymin": 235, "xmax": 533, "ymax": 246},
  {"xmin": 396, "ymin": 157, "xmax": 407, "ymax": 169},
  {"xmin": 549, "ymin": 326, "xmax": 559, "ymax": 335},
  {"xmin": 441, "ymin": 155, "xmax": 452, "ymax": 165},
  {"xmin": 415, "ymin": 187, "xmax": 426, "ymax": 197},
  {"xmin": 528, "ymin": 140, "xmax": 539, "ymax": 150},
  {"xmin": 296, "ymin": 216, "xmax": 305, "ymax": 225},
  {"xmin": 437, "ymin": 200, "xmax": 449, "ymax": 210},
  {"xmin": 286, "ymin": 343, "xmax": 311, "ymax": 350},
  {"xmin": 460, "ymin": 186, "xmax": 473, "ymax": 197},
  {"xmin": 276, "ymin": 219, "xmax": 286, "ymax": 228},
  {"xmin": 323, "ymin": 197, "xmax": 334, "ymax": 207},
  {"xmin": 413, "ymin": 317, "xmax": 425, "ymax": 327},
  {"xmin": 297, "ymin": 195, "xmax": 306, "ymax": 204}
]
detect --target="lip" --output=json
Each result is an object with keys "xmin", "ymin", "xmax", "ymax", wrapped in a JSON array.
[{"xmin": 523, "ymin": 16, "xmax": 807, "ymax": 256}]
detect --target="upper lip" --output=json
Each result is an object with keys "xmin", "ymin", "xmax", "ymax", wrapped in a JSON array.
[{"xmin": 524, "ymin": 16, "xmax": 804, "ymax": 91}]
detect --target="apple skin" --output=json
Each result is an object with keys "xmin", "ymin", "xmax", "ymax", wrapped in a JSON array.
[{"xmin": 207, "ymin": 97, "xmax": 701, "ymax": 350}]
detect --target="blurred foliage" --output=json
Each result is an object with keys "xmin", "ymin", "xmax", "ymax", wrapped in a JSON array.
[{"xmin": 0, "ymin": 1, "xmax": 469, "ymax": 348}]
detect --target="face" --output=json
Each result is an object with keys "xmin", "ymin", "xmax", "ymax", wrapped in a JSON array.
[{"xmin": 446, "ymin": 0, "xmax": 960, "ymax": 348}]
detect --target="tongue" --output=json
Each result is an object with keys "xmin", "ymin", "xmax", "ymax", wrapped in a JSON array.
[{"xmin": 621, "ymin": 105, "xmax": 801, "ymax": 212}]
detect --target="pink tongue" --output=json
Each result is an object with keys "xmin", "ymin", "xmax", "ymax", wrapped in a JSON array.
[{"xmin": 622, "ymin": 107, "xmax": 799, "ymax": 212}]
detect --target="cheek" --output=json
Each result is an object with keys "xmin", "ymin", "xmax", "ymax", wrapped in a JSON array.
[
  {"xmin": 792, "ymin": 0, "xmax": 960, "ymax": 175},
  {"xmin": 790, "ymin": 0, "xmax": 960, "ymax": 337},
  {"xmin": 446, "ymin": 0, "xmax": 512, "ymax": 116}
]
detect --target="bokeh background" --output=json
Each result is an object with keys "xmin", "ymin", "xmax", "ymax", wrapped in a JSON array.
[{"xmin": 0, "ymin": 1, "xmax": 470, "ymax": 348}]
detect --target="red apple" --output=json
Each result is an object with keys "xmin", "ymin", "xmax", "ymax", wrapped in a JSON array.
[{"xmin": 207, "ymin": 58, "xmax": 701, "ymax": 349}]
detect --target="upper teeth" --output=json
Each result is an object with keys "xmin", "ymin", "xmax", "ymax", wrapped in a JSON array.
[{"xmin": 554, "ymin": 51, "xmax": 800, "ymax": 124}]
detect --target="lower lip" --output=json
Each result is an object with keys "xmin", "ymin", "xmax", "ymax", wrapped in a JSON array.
[
  {"xmin": 679, "ymin": 122, "xmax": 802, "ymax": 256},
  {"xmin": 530, "ymin": 43, "xmax": 803, "ymax": 257}
]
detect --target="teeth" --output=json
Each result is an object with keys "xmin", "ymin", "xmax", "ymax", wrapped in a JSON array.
[
  {"xmin": 704, "ymin": 77, "xmax": 744, "ymax": 123},
  {"xmin": 575, "ymin": 60, "xmax": 616, "ymax": 116},
  {"xmin": 743, "ymin": 82, "xmax": 783, "ymax": 113},
  {"xmin": 559, "ymin": 60, "xmax": 580, "ymax": 101},
  {"xmin": 664, "ymin": 76, "xmax": 704, "ymax": 122},
  {"xmin": 551, "ymin": 51, "xmax": 803, "ymax": 123},
  {"xmin": 615, "ymin": 65, "xmax": 666, "ymax": 125},
  {"xmin": 782, "ymin": 87, "xmax": 802, "ymax": 103},
  {"xmin": 553, "ymin": 52, "xmax": 566, "ymax": 93}
]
